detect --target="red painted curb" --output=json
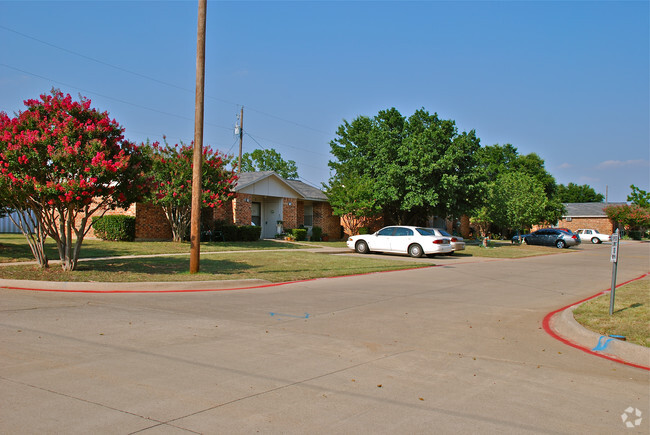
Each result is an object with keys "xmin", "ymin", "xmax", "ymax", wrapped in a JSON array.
[{"xmin": 542, "ymin": 273, "xmax": 649, "ymax": 371}]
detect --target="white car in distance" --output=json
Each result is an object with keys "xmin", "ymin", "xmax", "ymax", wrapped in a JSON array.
[
  {"xmin": 426, "ymin": 228, "xmax": 466, "ymax": 254},
  {"xmin": 575, "ymin": 229, "xmax": 611, "ymax": 244},
  {"xmin": 347, "ymin": 226, "xmax": 453, "ymax": 258}
]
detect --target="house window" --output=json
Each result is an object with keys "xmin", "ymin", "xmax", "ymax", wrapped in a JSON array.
[
  {"xmin": 251, "ymin": 202, "xmax": 261, "ymax": 226},
  {"xmin": 304, "ymin": 204, "xmax": 313, "ymax": 226}
]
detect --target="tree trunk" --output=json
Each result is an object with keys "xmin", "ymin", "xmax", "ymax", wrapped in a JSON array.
[{"xmin": 9, "ymin": 209, "xmax": 48, "ymax": 268}]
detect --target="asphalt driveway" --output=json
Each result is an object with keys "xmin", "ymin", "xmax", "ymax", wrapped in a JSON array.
[{"xmin": 1, "ymin": 242, "xmax": 648, "ymax": 434}]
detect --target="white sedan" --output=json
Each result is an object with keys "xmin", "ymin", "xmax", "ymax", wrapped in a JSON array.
[
  {"xmin": 576, "ymin": 229, "xmax": 611, "ymax": 244},
  {"xmin": 426, "ymin": 228, "xmax": 466, "ymax": 254},
  {"xmin": 347, "ymin": 226, "xmax": 453, "ymax": 258}
]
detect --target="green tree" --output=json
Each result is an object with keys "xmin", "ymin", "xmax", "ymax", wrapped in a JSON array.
[
  {"xmin": 0, "ymin": 90, "xmax": 151, "ymax": 271},
  {"xmin": 241, "ymin": 148, "xmax": 298, "ymax": 179},
  {"xmin": 473, "ymin": 144, "xmax": 563, "ymax": 227},
  {"xmin": 605, "ymin": 204, "xmax": 650, "ymax": 230},
  {"xmin": 324, "ymin": 173, "xmax": 381, "ymax": 235},
  {"xmin": 491, "ymin": 171, "xmax": 548, "ymax": 232},
  {"xmin": 328, "ymin": 107, "xmax": 483, "ymax": 225},
  {"xmin": 556, "ymin": 183, "xmax": 604, "ymax": 203},
  {"xmin": 627, "ymin": 184, "xmax": 650, "ymax": 208}
]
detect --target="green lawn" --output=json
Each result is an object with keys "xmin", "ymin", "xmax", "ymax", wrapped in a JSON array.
[
  {"xmin": 0, "ymin": 234, "xmax": 303, "ymax": 263},
  {"xmin": 0, "ymin": 250, "xmax": 431, "ymax": 283},
  {"xmin": 0, "ymin": 234, "xmax": 573, "ymax": 284},
  {"xmin": 573, "ymin": 278, "xmax": 649, "ymax": 347}
]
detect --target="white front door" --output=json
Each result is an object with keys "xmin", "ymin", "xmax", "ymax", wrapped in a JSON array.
[{"xmin": 262, "ymin": 198, "xmax": 282, "ymax": 239}]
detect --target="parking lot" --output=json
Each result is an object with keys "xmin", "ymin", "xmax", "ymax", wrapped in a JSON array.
[{"xmin": 1, "ymin": 241, "xmax": 648, "ymax": 434}]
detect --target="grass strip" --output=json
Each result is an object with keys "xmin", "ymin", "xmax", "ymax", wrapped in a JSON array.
[
  {"xmin": 0, "ymin": 251, "xmax": 431, "ymax": 283},
  {"xmin": 0, "ymin": 234, "xmax": 302, "ymax": 263},
  {"xmin": 573, "ymin": 278, "xmax": 650, "ymax": 347}
]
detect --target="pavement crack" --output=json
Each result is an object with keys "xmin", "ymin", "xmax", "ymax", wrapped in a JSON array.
[
  {"xmin": 160, "ymin": 350, "xmax": 415, "ymax": 426},
  {"xmin": 0, "ymin": 375, "xmax": 165, "ymax": 425}
]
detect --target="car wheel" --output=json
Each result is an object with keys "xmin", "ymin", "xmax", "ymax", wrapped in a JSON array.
[
  {"xmin": 556, "ymin": 240, "xmax": 566, "ymax": 249},
  {"xmin": 445, "ymin": 251, "xmax": 455, "ymax": 256},
  {"xmin": 524, "ymin": 238, "xmax": 530, "ymax": 245},
  {"xmin": 355, "ymin": 240, "xmax": 370, "ymax": 254},
  {"xmin": 591, "ymin": 237, "xmax": 600, "ymax": 244},
  {"xmin": 408, "ymin": 244, "xmax": 423, "ymax": 258}
]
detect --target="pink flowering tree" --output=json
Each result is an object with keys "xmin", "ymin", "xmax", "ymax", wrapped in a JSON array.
[
  {"xmin": 604, "ymin": 204, "xmax": 650, "ymax": 231},
  {"xmin": 0, "ymin": 90, "xmax": 152, "ymax": 270},
  {"xmin": 149, "ymin": 139, "xmax": 237, "ymax": 242}
]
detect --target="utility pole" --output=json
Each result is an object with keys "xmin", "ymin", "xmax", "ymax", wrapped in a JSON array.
[
  {"xmin": 238, "ymin": 106, "xmax": 243, "ymax": 174},
  {"xmin": 189, "ymin": 0, "xmax": 207, "ymax": 274}
]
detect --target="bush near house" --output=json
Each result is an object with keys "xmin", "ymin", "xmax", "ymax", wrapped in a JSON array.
[
  {"xmin": 213, "ymin": 221, "xmax": 261, "ymax": 242},
  {"xmin": 290, "ymin": 228, "xmax": 308, "ymax": 241},
  {"xmin": 92, "ymin": 215, "xmax": 136, "ymax": 242},
  {"xmin": 238, "ymin": 225, "xmax": 262, "ymax": 241},
  {"xmin": 311, "ymin": 226, "xmax": 322, "ymax": 241}
]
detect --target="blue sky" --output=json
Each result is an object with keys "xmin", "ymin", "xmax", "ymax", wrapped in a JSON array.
[{"xmin": 1, "ymin": 0, "xmax": 648, "ymax": 202}]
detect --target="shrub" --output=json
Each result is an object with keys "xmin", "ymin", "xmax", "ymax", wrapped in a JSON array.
[
  {"xmin": 358, "ymin": 227, "xmax": 369, "ymax": 235},
  {"xmin": 628, "ymin": 230, "xmax": 643, "ymax": 241},
  {"xmin": 220, "ymin": 225, "xmax": 239, "ymax": 241},
  {"xmin": 92, "ymin": 215, "xmax": 136, "ymax": 241},
  {"xmin": 291, "ymin": 228, "xmax": 307, "ymax": 241},
  {"xmin": 311, "ymin": 226, "xmax": 322, "ymax": 241},
  {"xmin": 238, "ymin": 225, "xmax": 262, "ymax": 241},
  {"xmin": 213, "ymin": 221, "xmax": 261, "ymax": 241}
]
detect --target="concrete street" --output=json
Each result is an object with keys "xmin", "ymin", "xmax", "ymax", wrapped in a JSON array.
[{"xmin": 1, "ymin": 242, "xmax": 648, "ymax": 434}]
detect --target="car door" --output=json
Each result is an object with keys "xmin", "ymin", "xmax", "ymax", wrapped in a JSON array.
[
  {"xmin": 546, "ymin": 230, "xmax": 561, "ymax": 246},
  {"xmin": 529, "ymin": 230, "xmax": 548, "ymax": 245},
  {"xmin": 369, "ymin": 227, "xmax": 395, "ymax": 252},
  {"xmin": 389, "ymin": 227, "xmax": 414, "ymax": 253}
]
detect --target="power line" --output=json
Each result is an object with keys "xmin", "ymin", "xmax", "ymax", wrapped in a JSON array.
[
  {"xmin": 244, "ymin": 132, "xmax": 329, "ymax": 176},
  {"xmin": 0, "ymin": 63, "xmax": 233, "ymax": 132},
  {"xmin": 245, "ymin": 130, "xmax": 331, "ymax": 159},
  {"xmin": 0, "ymin": 24, "xmax": 331, "ymax": 137}
]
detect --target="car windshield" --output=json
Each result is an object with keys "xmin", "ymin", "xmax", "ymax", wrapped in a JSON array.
[
  {"xmin": 593, "ymin": 229, "xmax": 601, "ymax": 234},
  {"xmin": 416, "ymin": 228, "xmax": 435, "ymax": 236},
  {"xmin": 437, "ymin": 229, "xmax": 452, "ymax": 237}
]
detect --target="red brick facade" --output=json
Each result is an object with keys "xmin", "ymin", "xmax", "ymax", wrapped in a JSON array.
[
  {"xmin": 556, "ymin": 217, "xmax": 615, "ymax": 235},
  {"xmin": 82, "ymin": 188, "xmax": 341, "ymax": 240},
  {"xmin": 314, "ymin": 202, "xmax": 341, "ymax": 239},
  {"xmin": 135, "ymin": 202, "xmax": 173, "ymax": 240},
  {"xmin": 283, "ymin": 198, "xmax": 298, "ymax": 229},
  {"xmin": 232, "ymin": 193, "xmax": 252, "ymax": 226}
]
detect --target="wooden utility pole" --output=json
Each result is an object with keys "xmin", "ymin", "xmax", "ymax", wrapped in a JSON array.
[
  {"xmin": 189, "ymin": 0, "xmax": 207, "ymax": 274},
  {"xmin": 238, "ymin": 106, "xmax": 243, "ymax": 174}
]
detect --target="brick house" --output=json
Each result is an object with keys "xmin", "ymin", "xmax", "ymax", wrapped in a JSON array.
[
  {"xmin": 1, "ymin": 171, "xmax": 342, "ymax": 240},
  {"xmin": 214, "ymin": 171, "xmax": 340, "ymax": 239},
  {"xmin": 555, "ymin": 202, "xmax": 625, "ymax": 234}
]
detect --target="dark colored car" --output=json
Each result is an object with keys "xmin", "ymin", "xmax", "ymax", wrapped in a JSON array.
[
  {"xmin": 524, "ymin": 229, "xmax": 581, "ymax": 249},
  {"xmin": 511, "ymin": 233, "xmax": 530, "ymax": 244}
]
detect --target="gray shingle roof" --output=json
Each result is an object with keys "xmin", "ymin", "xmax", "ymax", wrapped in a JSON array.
[
  {"xmin": 562, "ymin": 202, "xmax": 627, "ymax": 217},
  {"xmin": 235, "ymin": 171, "xmax": 328, "ymax": 202}
]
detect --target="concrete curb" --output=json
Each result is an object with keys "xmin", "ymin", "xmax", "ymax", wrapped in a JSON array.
[
  {"xmin": 549, "ymin": 302, "xmax": 650, "ymax": 369},
  {"xmin": 0, "ymin": 278, "xmax": 274, "ymax": 293}
]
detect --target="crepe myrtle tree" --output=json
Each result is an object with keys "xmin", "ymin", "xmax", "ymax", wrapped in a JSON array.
[
  {"xmin": 0, "ymin": 90, "xmax": 152, "ymax": 270},
  {"xmin": 149, "ymin": 139, "xmax": 237, "ymax": 242}
]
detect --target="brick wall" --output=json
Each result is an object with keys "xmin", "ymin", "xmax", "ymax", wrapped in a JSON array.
[
  {"xmin": 340, "ymin": 214, "xmax": 384, "ymax": 238},
  {"xmin": 282, "ymin": 198, "xmax": 298, "ymax": 229},
  {"xmin": 297, "ymin": 201, "xmax": 305, "ymax": 226},
  {"xmin": 233, "ymin": 193, "xmax": 252, "ymax": 225},
  {"xmin": 212, "ymin": 199, "xmax": 234, "ymax": 223},
  {"xmin": 556, "ymin": 217, "xmax": 615, "ymax": 234},
  {"xmin": 135, "ymin": 203, "xmax": 172, "ymax": 240},
  {"xmin": 314, "ymin": 202, "xmax": 342, "ymax": 239},
  {"xmin": 459, "ymin": 215, "xmax": 470, "ymax": 238}
]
